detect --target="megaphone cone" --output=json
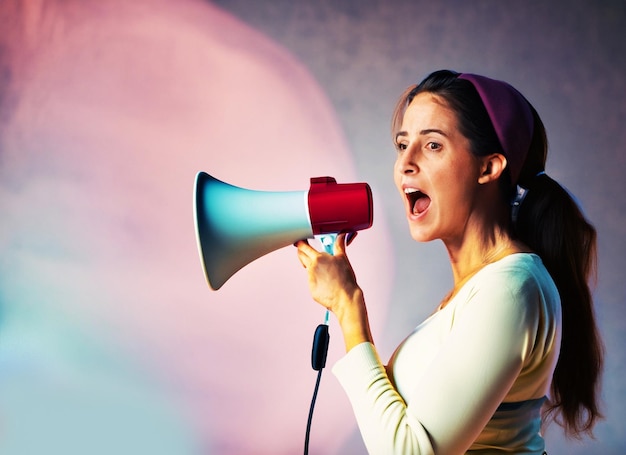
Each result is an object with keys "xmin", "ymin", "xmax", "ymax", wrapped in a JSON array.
[{"xmin": 194, "ymin": 172, "xmax": 372, "ymax": 290}]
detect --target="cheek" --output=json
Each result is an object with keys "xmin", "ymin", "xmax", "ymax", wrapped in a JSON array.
[
  {"xmin": 393, "ymin": 160, "xmax": 403, "ymax": 189},
  {"xmin": 438, "ymin": 173, "xmax": 477, "ymax": 217},
  {"xmin": 431, "ymin": 170, "xmax": 467, "ymax": 212}
]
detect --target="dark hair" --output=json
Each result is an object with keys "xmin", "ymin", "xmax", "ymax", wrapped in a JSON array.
[{"xmin": 392, "ymin": 69, "xmax": 604, "ymax": 437}]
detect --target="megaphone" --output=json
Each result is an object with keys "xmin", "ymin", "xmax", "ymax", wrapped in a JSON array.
[{"xmin": 194, "ymin": 172, "xmax": 373, "ymax": 290}]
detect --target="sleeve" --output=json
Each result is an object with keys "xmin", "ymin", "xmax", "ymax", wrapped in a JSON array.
[
  {"xmin": 332, "ymin": 270, "xmax": 541, "ymax": 455},
  {"xmin": 332, "ymin": 342, "xmax": 436, "ymax": 455}
]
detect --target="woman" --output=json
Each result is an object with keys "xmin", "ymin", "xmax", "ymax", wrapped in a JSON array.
[{"xmin": 295, "ymin": 70, "xmax": 603, "ymax": 454}]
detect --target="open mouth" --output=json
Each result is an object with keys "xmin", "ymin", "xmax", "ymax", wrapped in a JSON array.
[{"xmin": 405, "ymin": 188, "xmax": 431, "ymax": 215}]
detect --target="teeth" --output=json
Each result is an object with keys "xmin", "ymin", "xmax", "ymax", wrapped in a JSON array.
[{"xmin": 404, "ymin": 188, "xmax": 420, "ymax": 194}]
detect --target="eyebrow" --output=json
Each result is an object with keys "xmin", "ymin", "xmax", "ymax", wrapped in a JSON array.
[
  {"xmin": 394, "ymin": 128, "xmax": 448, "ymax": 142},
  {"xmin": 420, "ymin": 128, "xmax": 448, "ymax": 137}
]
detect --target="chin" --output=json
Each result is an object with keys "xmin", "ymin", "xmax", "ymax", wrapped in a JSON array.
[{"xmin": 407, "ymin": 225, "xmax": 436, "ymax": 243}]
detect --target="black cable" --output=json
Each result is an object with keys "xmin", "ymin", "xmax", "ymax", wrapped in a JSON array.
[
  {"xmin": 304, "ymin": 367, "xmax": 323, "ymax": 455},
  {"xmin": 304, "ymin": 323, "xmax": 330, "ymax": 455}
]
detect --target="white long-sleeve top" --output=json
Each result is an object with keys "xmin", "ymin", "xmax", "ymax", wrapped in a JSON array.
[{"xmin": 332, "ymin": 253, "xmax": 561, "ymax": 455}]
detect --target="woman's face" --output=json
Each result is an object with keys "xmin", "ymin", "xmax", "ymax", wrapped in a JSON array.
[{"xmin": 393, "ymin": 92, "xmax": 484, "ymax": 244}]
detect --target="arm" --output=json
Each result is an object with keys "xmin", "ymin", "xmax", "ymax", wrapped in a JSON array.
[
  {"xmin": 333, "ymin": 342, "xmax": 437, "ymax": 454},
  {"xmin": 333, "ymin": 271, "xmax": 541, "ymax": 454},
  {"xmin": 407, "ymin": 276, "xmax": 541, "ymax": 453},
  {"xmin": 295, "ymin": 234, "xmax": 436, "ymax": 453}
]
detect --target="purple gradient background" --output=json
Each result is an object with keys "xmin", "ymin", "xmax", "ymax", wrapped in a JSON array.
[{"xmin": 1, "ymin": 0, "xmax": 624, "ymax": 454}]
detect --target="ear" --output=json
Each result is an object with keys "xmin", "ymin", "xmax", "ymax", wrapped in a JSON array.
[{"xmin": 478, "ymin": 153, "xmax": 507, "ymax": 184}]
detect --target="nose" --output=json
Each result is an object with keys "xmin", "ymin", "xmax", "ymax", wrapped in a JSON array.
[{"xmin": 395, "ymin": 148, "xmax": 418, "ymax": 175}]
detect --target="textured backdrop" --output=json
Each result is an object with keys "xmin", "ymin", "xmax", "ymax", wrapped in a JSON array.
[{"xmin": 1, "ymin": 0, "xmax": 624, "ymax": 454}]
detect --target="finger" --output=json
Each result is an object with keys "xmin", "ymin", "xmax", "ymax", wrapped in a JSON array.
[
  {"xmin": 294, "ymin": 239, "xmax": 321, "ymax": 268},
  {"xmin": 334, "ymin": 232, "xmax": 348, "ymax": 256},
  {"xmin": 295, "ymin": 248, "xmax": 309, "ymax": 268},
  {"xmin": 294, "ymin": 239, "xmax": 320, "ymax": 256}
]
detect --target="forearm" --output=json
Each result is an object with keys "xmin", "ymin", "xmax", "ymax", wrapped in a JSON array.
[
  {"xmin": 333, "ymin": 343, "xmax": 436, "ymax": 455},
  {"xmin": 334, "ymin": 287, "xmax": 374, "ymax": 352}
]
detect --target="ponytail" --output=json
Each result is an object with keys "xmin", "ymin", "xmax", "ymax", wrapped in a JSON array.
[{"xmin": 514, "ymin": 109, "xmax": 604, "ymax": 437}]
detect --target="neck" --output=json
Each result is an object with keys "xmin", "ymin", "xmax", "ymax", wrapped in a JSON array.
[{"xmin": 440, "ymin": 224, "xmax": 525, "ymax": 309}]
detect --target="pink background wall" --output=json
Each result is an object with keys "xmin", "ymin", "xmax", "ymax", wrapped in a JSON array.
[{"xmin": 1, "ymin": 1, "xmax": 624, "ymax": 454}]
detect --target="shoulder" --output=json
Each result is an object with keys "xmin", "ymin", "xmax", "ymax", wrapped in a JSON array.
[
  {"xmin": 458, "ymin": 253, "xmax": 560, "ymax": 329},
  {"xmin": 474, "ymin": 253, "xmax": 556, "ymax": 299},
  {"xmin": 452, "ymin": 254, "xmax": 560, "ymax": 361}
]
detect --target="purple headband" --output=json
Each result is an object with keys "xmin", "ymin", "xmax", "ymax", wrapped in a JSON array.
[{"xmin": 458, "ymin": 73, "xmax": 534, "ymax": 184}]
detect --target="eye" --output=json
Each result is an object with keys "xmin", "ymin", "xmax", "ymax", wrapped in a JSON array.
[
  {"xmin": 426, "ymin": 141, "xmax": 442, "ymax": 151},
  {"xmin": 395, "ymin": 141, "xmax": 408, "ymax": 152}
]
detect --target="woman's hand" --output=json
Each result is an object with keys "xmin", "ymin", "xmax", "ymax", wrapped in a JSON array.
[
  {"xmin": 294, "ymin": 233, "xmax": 358, "ymax": 312},
  {"xmin": 294, "ymin": 233, "xmax": 373, "ymax": 351}
]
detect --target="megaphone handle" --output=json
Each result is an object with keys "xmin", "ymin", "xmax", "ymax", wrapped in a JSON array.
[
  {"xmin": 318, "ymin": 233, "xmax": 336, "ymax": 255},
  {"xmin": 317, "ymin": 233, "xmax": 336, "ymax": 327}
]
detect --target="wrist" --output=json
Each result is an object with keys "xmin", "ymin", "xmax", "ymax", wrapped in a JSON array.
[{"xmin": 335, "ymin": 288, "xmax": 372, "ymax": 351}]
